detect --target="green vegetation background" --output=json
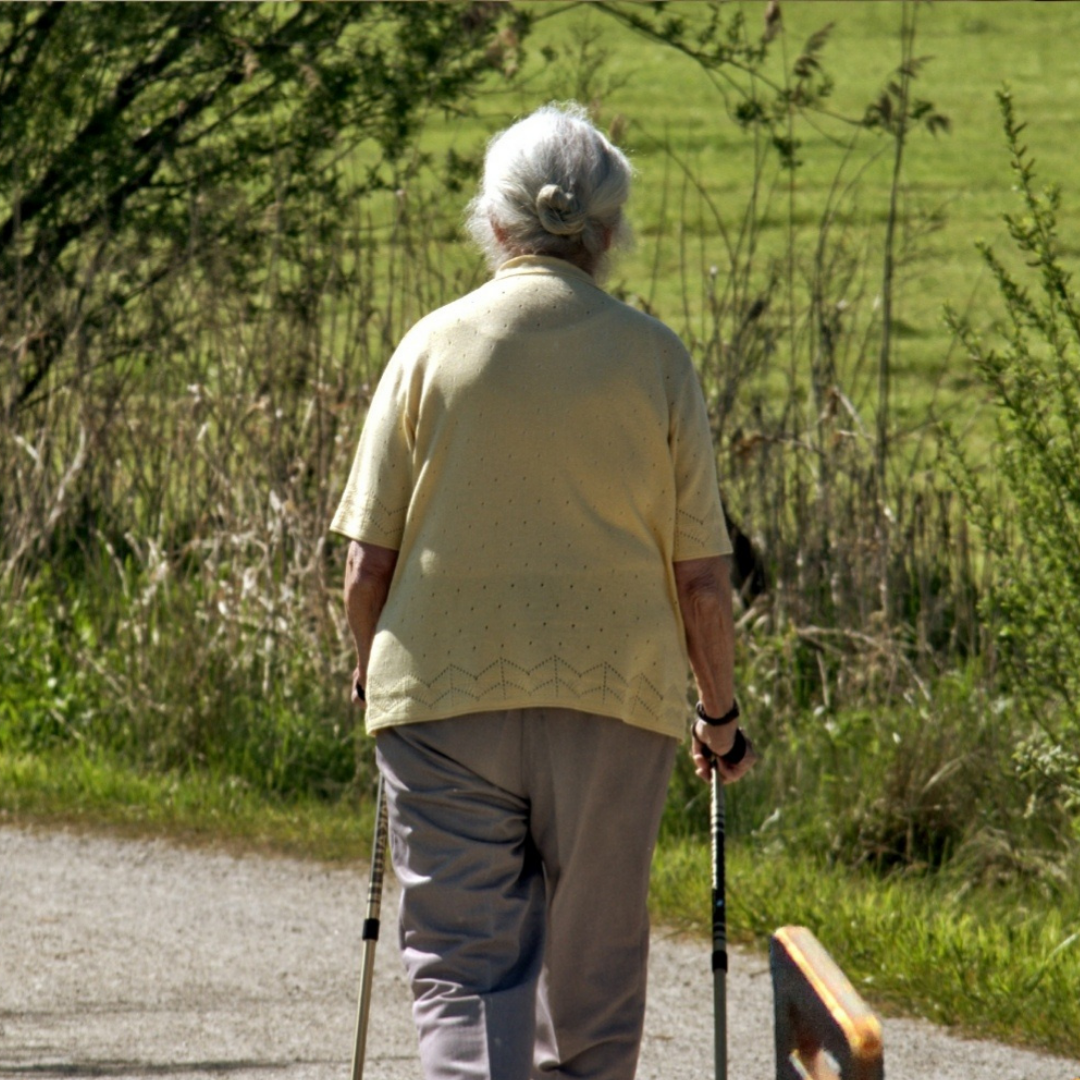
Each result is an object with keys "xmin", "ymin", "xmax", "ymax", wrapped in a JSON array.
[
  {"xmin": 5, "ymin": 1, "xmax": 1080, "ymax": 1061},
  {"xmin": 434, "ymin": 1, "xmax": 1080, "ymax": 434}
]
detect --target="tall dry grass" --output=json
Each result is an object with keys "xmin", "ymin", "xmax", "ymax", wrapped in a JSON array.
[{"xmin": 1, "ymin": 181, "xmax": 483, "ymax": 793}]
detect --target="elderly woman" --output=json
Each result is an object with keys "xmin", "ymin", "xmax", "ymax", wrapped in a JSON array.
[{"xmin": 331, "ymin": 104, "xmax": 756, "ymax": 1080}]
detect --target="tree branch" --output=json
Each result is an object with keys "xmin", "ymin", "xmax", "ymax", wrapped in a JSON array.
[
  {"xmin": 0, "ymin": 4, "xmax": 220, "ymax": 254},
  {"xmin": 0, "ymin": 3, "xmax": 64, "ymax": 118}
]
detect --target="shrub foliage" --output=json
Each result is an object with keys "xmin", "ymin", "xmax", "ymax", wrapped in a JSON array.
[{"xmin": 947, "ymin": 88, "xmax": 1080, "ymax": 843}]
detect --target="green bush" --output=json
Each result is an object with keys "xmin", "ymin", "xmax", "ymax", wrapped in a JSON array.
[
  {"xmin": 948, "ymin": 89, "xmax": 1080, "ymax": 787},
  {"xmin": 0, "ymin": 561, "xmax": 366, "ymax": 800},
  {"xmin": 0, "ymin": 578, "xmax": 104, "ymax": 752}
]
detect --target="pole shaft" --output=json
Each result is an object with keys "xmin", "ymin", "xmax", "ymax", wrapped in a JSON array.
[
  {"xmin": 351, "ymin": 774, "xmax": 389, "ymax": 1080},
  {"xmin": 711, "ymin": 772, "xmax": 727, "ymax": 1080}
]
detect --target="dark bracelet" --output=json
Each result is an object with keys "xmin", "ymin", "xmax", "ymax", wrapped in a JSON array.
[{"xmin": 696, "ymin": 699, "xmax": 740, "ymax": 726}]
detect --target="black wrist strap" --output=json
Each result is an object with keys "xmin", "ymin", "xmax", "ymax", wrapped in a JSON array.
[
  {"xmin": 696, "ymin": 724, "xmax": 748, "ymax": 769},
  {"xmin": 719, "ymin": 728, "xmax": 748, "ymax": 767},
  {"xmin": 696, "ymin": 699, "xmax": 739, "ymax": 726}
]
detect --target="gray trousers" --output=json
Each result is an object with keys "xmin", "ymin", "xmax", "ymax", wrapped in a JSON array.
[{"xmin": 376, "ymin": 708, "xmax": 677, "ymax": 1080}]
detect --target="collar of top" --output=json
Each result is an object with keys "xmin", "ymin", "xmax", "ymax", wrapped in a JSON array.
[{"xmin": 494, "ymin": 254, "xmax": 599, "ymax": 287}]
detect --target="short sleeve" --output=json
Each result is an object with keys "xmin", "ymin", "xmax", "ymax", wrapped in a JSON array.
[
  {"xmin": 669, "ymin": 353, "xmax": 733, "ymax": 561},
  {"xmin": 329, "ymin": 353, "xmax": 415, "ymax": 549}
]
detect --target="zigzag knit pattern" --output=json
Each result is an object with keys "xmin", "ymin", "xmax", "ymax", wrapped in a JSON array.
[
  {"xmin": 675, "ymin": 507, "xmax": 715, "ymax": 552},
  {"xmin": 333, "ymin": 494, "xmax": 408, "ymax": 544},
  {"xmin": 367, "ymin": 654, "xmax": 674, "ymax": 730}
]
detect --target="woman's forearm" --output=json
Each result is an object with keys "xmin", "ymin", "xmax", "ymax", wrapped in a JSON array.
[
  {"xmin": 344, "ymin": 540, "xmax": 399, "ymax": 688},
  {"xmin": 674, "ymin": 555, "xmax": 735, "ymax": 717}
]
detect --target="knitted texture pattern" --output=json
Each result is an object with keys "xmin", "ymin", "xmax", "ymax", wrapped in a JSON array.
[{"xmin": 330, "ymin": 256, "xmax": 731, "ymax": 739}]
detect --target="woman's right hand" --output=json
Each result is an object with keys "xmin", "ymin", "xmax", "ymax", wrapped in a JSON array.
[{"xmin": 351, "ymin": 666, "xmax": 366, "ymax": 708}]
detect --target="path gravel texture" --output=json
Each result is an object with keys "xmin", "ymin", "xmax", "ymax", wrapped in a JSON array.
[{"xmin": 1, "ymin": 825, "xmax": 1078, "ymax": 1080}]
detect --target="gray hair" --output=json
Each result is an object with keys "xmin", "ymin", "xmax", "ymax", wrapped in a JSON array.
[{"xmin": 466, "ymin": 103, "xmax": 633, "ymax": 275}]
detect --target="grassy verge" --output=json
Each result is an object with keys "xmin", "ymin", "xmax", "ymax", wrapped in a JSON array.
[
  {"xmin": 652, "ymin": 837, "xmax": 1080, "ymax": 1061},
  {"xmin": 0, "ymin": 748, "xmax": 371, "ymax": 863},
  {"xmin": 4, "ymin": 746, "xmax": 1078, "ymax": 1061}
]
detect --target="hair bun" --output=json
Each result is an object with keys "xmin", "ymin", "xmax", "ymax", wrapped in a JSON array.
[{"xmin": 536, "ymin": 183, "xmax": 585, "ymax": 237}]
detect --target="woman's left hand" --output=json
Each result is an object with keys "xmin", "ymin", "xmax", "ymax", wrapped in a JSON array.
[{"xmin": 691, "ymin": 720, "xmax": 758, "ymax": 784}]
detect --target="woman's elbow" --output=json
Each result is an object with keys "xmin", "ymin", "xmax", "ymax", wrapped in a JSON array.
[
  {"xmin": 674, "ymin": 555, "xmax": 730, "ymax": 604},
  {"xmin": 346, "ymin": 541, "xmax": 399, "ymax": 596}
]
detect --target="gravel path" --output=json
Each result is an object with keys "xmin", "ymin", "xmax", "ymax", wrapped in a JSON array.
[{"xmin": 1, "ymin": 825, "xmax": 1077, "ymax": 1080}]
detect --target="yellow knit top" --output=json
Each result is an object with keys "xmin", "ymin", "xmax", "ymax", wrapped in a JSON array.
[{"xmin": 330, "ymin": 256, "xmax": 732, "ymax": 739}]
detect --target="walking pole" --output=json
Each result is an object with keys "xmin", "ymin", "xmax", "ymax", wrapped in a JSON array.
[
  {"xmin": 711, "ymin": 766, "xmax": 728, "ymax": 1080},
  {"xmin": 350, "ymin": 772, "xmax": 390, "ymax": 1080}
]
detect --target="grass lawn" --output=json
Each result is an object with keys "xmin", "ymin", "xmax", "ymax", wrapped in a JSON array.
[
  {"xmin": 0, "ymin": 749, "xmax": 372, "ymax": 863},
  {"xmin": 395, "ymin": 1, "xmax": 1080, "ymax": 445}
]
